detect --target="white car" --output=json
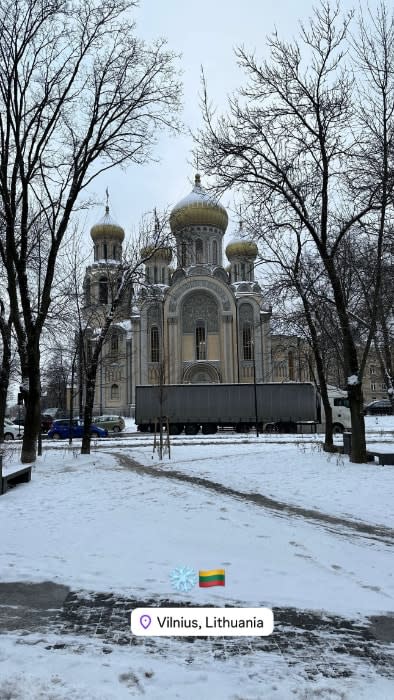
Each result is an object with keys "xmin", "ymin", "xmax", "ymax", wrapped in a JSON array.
[{"xmin": 4, "ymin": 418, "xmax": 24, "ymax": 440}]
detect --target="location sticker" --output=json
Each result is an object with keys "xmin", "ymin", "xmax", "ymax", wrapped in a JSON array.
[{"xmin": 139, "ymin": 614, "xmax": 151, "ymax": 630}]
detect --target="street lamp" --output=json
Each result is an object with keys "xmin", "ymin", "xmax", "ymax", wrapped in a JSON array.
[{"xmin": 252, "ymin": 339, "xmax": 259, "ymax": 437}]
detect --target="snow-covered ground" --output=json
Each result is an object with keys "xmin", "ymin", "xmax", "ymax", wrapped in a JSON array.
[{"xmin": 0, "ymin": 432, "xmax": 393, "ymax": 699}]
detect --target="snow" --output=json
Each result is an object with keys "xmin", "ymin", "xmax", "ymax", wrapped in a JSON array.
[
  {"xmin": 0, "ymin": 434, "xmax": 393, "ymax": 698},
  {"xmin": 348, "ymin": 375, "xmax": 359, "ymax": 385}
]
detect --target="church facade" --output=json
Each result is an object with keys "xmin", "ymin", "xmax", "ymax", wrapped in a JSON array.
[{"xmin": 83, "ymin": 175, "xmax": 273, "ymax": 415}]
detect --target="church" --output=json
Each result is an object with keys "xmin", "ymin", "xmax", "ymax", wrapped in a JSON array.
[{"xmin": 83, "ymin": 174, "xmax": 279, "ymax": 416}]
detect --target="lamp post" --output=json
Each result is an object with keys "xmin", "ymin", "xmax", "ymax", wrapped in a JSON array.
[
  {"xmin": 252, "ymin": 339, "xmax": 259, "ymax": 437},
  {"xmin": 99, "ymin": 355, "xmax": 103, "ymax": 415}
]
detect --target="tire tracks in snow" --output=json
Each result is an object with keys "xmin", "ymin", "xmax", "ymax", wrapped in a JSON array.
[{"xmin": 113, "ymin": 452, "xmax": 394, "ymax": 547}]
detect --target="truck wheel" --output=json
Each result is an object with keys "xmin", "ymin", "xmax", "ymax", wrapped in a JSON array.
[
  {"xmin": 332, "ymin": 423, "xmax": 344, "ymax": 434},
  {"xmin": 202, "ymin": 423, "xmax": 217, "ymax": 434},
  {"xmin": 169, "ymin": 423, "xmax": 183, "ymax": 435},
  {"xmin": 185, "ymin": 424, "xmax": 199, "ymax": 435},
  {"xmin": 138, "ymin": 425, "xmax": 149, "ymax": 433},
  {"xmin": 4, "ymin": 432, "xmax": 14, "ymax": 440}
]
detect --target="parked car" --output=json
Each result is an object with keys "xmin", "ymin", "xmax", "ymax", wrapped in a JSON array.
[
  {"xmin": 12, "ymin": 414, "xmax": 53, "ymax": 432},
  {"xmin": 364, "ymin": 399, "xmax": 393, "ymax": 416},
  {"xmin": 48, "ymin": 419, "xmax": 108, "ymax": 440},
  {"xmin": 92, "ymin": 415, "xmax": 125, "ymax": 432},
  {"xmin": 4, "ymin": 418, "xmax": 24, "ymax": 440}
]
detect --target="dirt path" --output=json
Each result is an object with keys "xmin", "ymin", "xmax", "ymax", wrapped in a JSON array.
[{"xmin": 114, "ymin": 452, "xmax": 394, "ymax": 546}]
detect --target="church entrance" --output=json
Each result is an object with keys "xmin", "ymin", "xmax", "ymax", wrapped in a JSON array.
[{"xmin": 182, "ymin": 363, "xmax": 221, "ymax": 384}]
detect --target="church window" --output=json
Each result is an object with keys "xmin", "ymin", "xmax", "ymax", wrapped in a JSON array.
[
  {"xmin": 241, "ymin": 262, "xmax": 246, "ymax": 279},
  {"xmin": 243, "ymin": 323, "xmax": 253, "ymax": 360},
  {"xmin": 110, "ymin": 383, "xmax": 120, "ymax": 400},
  {"xmin": 146, "ymin": 267, "xmax": 150, "ymax": 283},
  {"xmin": 181, "ymin": 241, "xmax": 187, "ymax": 267},
  {"xmin": 94, "ymin": 245, "xmax": 98, "ymax": 261},
  {"xmin": 161, "ymin": 267, "xmax": 165, "ymax": 284},
  {"xmin": 195, "ymin": 320, "xmax": 206, "ymax": 360},
  {"xmin": 154, "ymin": 266, "xmax": 158, "ymax": 283},
  {"xmin": 151, "ymin": 326, "xmax": 160, "ymax": 362},
  {"xmin": 111, "ymin": 334, "xmax": 119, "ymax": 354},
  {"xmin": 113, "ymin": 245, "xmax": 117, "ymax": 259},
  {"xmin": 196, "ymin": 238, "xmax": 203, "ymax": 263},
  {"xmin": 288, "ymin": 350, "xmax": 295, "ymax": 380},
  {"xmin": 103, "ymin": 243, "xmax": 108, "ymax": 260},
  {"xmin": 99, "ymin": 276, "xmax": 108, "ymax": 304},
  {"xmin": 84, "ymin": 278, "xmax": 91, "ymax": 305},
  {"xmin": 233, "ymin": 265, "xmax": 238, "ymax": 282},
  {"xmin": 212, "ymin": 240, "xmax": 218, "ymax": 265}
]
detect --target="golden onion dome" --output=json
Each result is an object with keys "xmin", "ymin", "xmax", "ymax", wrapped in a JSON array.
[
  {"xmin": 226, "ymin": 240, "xmax": 258, "ymax": 259},
  {"xmin": 140, "ymin": 244, "xmax": 173, "ymax": 263},
  {"xmin": 169, "ymin": 174, "xmax": 228, "ymax": 233},
  {"xmin": 90, "ymin": 206, "xmax": 125, "ymax": 243}
]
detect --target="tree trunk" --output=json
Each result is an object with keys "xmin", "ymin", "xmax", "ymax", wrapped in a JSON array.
[
  {"xmin": 81, "ymin": 370, "xmax": 97, "ymax": 455},
  {"xmin": 347, "ymin": 382, "xmax": 367, "ymax": 464},
  {"xmin": 21, "ymin": 348, "xmax": 41, "ymax": 463},
  {"xmin": 0, "ymin": 319, "xmax": 11, "ymax": 441}
]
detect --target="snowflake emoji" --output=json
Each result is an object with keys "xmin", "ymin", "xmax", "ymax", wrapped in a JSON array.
[{"xmin": 170, "ymin": 566, "xmax": 197, "ymax": 593}]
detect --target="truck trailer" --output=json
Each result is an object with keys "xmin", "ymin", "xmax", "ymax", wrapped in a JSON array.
[{"xmin": 135, "ymin": 383, "xmax": 320, "ymax": 435}]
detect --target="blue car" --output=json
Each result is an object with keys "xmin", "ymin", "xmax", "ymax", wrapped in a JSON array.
[{"xmin": 48, "ymin": 419, "xmax": 108, "ymax": 440}]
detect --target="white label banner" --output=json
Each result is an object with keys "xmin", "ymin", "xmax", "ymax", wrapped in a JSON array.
[{"xmin": 131, "ymin": 607, "xmax": 274, "ymax": 637}]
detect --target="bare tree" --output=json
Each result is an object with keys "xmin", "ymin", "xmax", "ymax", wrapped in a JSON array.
[
  {"xmin": 195, "ymin": 1, "xmax": 394, "ymax": 462},
  {"xmin": 0, "ymin": 298, "xmax": 12, "ymax": 440},
  {"xmin": 0, "ymin": 0, "xmax": 181, "ymax": 462},
  {"xmin": 72, "ymin": 212, "xmax": 174, "ymax": 454}
]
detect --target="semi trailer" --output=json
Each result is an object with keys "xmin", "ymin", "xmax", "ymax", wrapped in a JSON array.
[{"xmin": 135, "ymin": 383, "xmax": 320, "ymax": 435}]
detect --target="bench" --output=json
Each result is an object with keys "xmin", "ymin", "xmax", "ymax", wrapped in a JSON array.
[
  {"xmin": 0, "ymin": 460, "xmax": 32, "ymax": 495},
  {"xmin": 366, "ymin": 451, "xmax": 394, "ymax": 466}
]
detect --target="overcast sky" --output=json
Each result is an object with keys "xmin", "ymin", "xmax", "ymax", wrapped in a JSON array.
[{"xmin": 84, "ymin": 0, "xmax": 355, "ymax": 248}]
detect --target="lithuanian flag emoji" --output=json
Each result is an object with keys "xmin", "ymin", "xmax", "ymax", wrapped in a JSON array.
[{"xmin": 199, "ymin": 569, "xmax": 225, "ymax": 587}]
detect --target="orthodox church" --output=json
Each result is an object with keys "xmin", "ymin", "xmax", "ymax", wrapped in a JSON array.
[{"xmin": 83, "ymin": 175, "xmax": 273, "ymax": 415}]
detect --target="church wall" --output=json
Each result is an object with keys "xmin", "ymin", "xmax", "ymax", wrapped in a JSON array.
[{"xmin": 207, "ymin": 335, "xmax": 219, "ymax": 361}]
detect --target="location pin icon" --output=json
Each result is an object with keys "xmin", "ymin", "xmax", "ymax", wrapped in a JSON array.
[{"xmin": 140, "ymin": 614, "xmax": 151, "ymax": 630}]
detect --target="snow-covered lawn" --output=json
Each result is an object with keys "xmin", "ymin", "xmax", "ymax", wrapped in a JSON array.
[{"xmin": 0, "ymin": 437, "xmax": 393, "ymax": 699}]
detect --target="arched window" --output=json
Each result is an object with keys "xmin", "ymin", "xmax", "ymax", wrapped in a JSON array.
[
  {"xmin": 111, "ymin": 334, "xmax": 119, "ymax": 354},
  {"xmin": 110, "ymin": 383, "xmax": 119, "ymax": 400},
  {"xmin": 84, "ymin": 278, "xmax": 91, "ymax": 305},
  {"xmin": 233, "ymin": 264, "xmax": 238, "ymax": 282},
  {"xmin": 288, "ymin": 350, "xmax": 294, "ymax": 380},
  {"xmin": 154, "ymin": 266, "xmax": 158, "ymax": 283},
  {"xmin": 94, "ymin": 245, "xmax": 98, "ymax": 261},
  {"xmin": 103, "ymin": 243, "xmax": 108, "ymax": 260},
  {"xmin": 242, "ymin": 323, "xmax": 253, "ymax": 360},
  {"xmin": 196, "ymin": 238, "xmax": 203, "ymax": 263},
  {"xmin": 113, "ymin": 245, "xmax": 117, "ymax": 260},
  {"xmin": 195, "ymin": 320, "xmax": 206, "ymax": 360},
  {"xmin": 241, "ymin": 262, "xmax": 246, "ymax": 279},
  {"xmin": 161, "ymin": 267, "xmax": 165, "ymax": 284},
  {"xmin": 146, "ymin": 267, "xmax": 150, "ymax": 283},
  {"xmin": 212, "ymin": 240, "xmax": 218, "ymax": 265},
  {"xmin": 181, "ymin": 241, "xmax": 187, "ymax": 267},
  {"xmin": 99, "ymin": 277, "xmax": 108, "ymax": 304},
  {"xmin": 151, "ymin": 326, "xmax": 160, "ymax": 362}
]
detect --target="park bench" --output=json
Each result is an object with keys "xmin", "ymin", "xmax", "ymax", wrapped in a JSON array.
[
  {"xmin": 0, "ymin": 458, "xmax": 32, "ymax": 495},
  {"xmin": 366, "ymin": 450, "xmax": 394, "ymax": 466}
]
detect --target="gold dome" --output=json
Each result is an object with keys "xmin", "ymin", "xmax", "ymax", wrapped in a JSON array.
[
  {"xmin": 169, "ymin": 174, "xmax": 228, "ymax": 233},
  {"xmin": 90, "ymin": 206, "xmax": 125, "ymax": 243},
  {"xmin": 140, "ymin": 244, "xmax": 173, "ymax": 263},
  {"xmin": 226, "ymin": 239, "xmax": 258, "ymax": 260}
]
